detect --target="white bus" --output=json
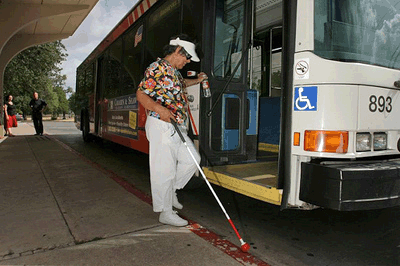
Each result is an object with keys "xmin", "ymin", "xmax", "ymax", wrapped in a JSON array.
[{"xmin": 76, "ymin": 0, "xmax": 400, "ymax": 211}]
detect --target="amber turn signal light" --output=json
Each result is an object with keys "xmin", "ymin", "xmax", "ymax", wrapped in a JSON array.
[
  {"xmin": 293, "ymin": 132, "xmax": 300, "ymax": 146},
  {"xmin": 304, "ymin": 130, "xmax": 348, "ymax": 153}
]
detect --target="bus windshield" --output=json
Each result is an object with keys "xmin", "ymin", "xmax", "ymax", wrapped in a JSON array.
[{"xmin": 314, "ymin": 0, "xmax": 400, "ymax": 70}]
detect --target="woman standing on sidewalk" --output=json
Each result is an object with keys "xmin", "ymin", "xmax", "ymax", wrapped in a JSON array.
[{"xmin": 3, "ymin": 94, "xmax": 17, "ymax": 137}]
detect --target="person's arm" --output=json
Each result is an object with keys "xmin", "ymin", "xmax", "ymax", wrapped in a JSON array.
[
  {"xmin": 136, "ymin": 90, "xmax": 175, "ymax": 122},
  {"xmin": 184, "ymin": 72, "xmax": 208, "ymax": 87},
  {"xmin": 4, "ymin": 104, "xmax": 9, "ymax": 120}
]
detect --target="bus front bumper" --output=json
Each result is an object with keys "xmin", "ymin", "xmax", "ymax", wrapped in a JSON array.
[{"xmin": 300, "ymin": 159, "xmax": 400, "ymax": 211}]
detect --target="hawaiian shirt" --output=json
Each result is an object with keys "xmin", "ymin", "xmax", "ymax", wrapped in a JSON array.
[{"xmin": 138, "ymin": 58, "xmax": 188, "ymax": 125}]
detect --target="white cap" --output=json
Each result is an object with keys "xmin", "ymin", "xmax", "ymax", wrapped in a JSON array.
[{"xmin": 169, "ymin": 37, "xmax": 200, "ymax": 62}]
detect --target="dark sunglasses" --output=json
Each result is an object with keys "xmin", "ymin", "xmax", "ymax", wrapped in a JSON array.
[{"xmin": 179, "ymin": 48, "xmax": 192, "ymax": 60}]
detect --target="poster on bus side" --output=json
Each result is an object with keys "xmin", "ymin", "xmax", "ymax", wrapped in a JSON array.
[{"xmin": 107, "ymin": 94, "xmax": 138, "ymax": 139}]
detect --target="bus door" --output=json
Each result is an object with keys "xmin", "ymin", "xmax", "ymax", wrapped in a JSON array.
[{"xmin": 201, "ymin": 0, "xmax": 256, "ymax": 166}]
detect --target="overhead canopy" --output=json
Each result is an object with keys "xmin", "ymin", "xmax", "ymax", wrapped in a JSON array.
[{"xmin": 0, "ymin": 0, "xmax": 99, "ymax": 136}]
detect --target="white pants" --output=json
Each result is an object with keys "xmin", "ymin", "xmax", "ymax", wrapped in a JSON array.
[{"xmin": 145, "ymin": 116, "xmax": 200, "ymax": 212}]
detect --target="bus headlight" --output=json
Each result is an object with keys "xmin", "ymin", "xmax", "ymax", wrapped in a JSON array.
[
  {"xmin": 356, "ymin": 133, "xmax": 371, "ymax": 152},
  {"xmin": 374, "ymin": 132, "xmax": 387, "ymax": 151}
]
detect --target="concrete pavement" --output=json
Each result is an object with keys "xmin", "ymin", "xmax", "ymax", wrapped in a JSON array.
[{"xmin": 0, "ymin": 122, "xmax": 267, "ymax": 266}]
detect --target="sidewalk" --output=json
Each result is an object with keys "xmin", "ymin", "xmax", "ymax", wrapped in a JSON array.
[{"xmin": 0, "ymin": 123, "xmax": 264, "ymax": 265}]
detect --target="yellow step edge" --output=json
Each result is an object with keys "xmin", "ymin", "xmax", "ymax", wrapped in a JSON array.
[
  {"xmin": 258, "ymin": 143, "xmax": 280, "ymax": 153},
  {"xmin": 243, "ymin": 174, "xmax": 275, "ymax": 181},
  {"xmin": 203, "ymin": 167, "xmax": 282, "ymax": 206}
]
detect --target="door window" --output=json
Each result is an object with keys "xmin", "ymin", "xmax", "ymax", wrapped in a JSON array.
[{"xmin": 213, "ymin": 0, "xmax": 245, "ymax": 79}]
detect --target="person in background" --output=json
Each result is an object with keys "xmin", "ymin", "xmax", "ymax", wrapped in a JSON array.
[
  {"xmin": 4, "ymin": 94, "xmax": 17, "ymax": 137},
  {"xmin": 136, "ymin": 34, "xmax": 208, "ymax": 227},
  {"xmin": 29, "ymin": 91, "xmax": 47, "ymax": 136}
]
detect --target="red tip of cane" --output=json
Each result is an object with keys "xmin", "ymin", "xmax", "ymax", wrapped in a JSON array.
[{"xmin": 241, "ymin": 243, "xmax": 250, "ymax": 252}]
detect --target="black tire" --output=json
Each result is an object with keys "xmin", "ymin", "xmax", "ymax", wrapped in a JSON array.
[{"xmin": 82, "ymin": 110, "xmax": 93, "ymax": 142}]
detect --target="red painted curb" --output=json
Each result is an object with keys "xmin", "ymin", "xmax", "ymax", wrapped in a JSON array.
[{"xmin": 52, "ymin": 137, "xmax": 271, "ymax": 266}]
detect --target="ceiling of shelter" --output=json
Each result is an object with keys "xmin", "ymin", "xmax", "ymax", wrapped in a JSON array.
[{"xmin": 1, "ymin": 0, "xmax": 98, "ymax": 36}]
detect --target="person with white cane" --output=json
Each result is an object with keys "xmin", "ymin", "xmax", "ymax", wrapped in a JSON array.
[{"xmin": 136, "ymin": 34, "xmax": 207, "ymax": 227}]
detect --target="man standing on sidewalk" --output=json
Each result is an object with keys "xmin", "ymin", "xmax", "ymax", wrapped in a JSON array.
[
  {"xmin": 29, "ymin": 91, "xmax": 47, "ymax": 136},
  {"xmin": 136, "ymin": 34, "xmax": 207, "ymax": 227}
]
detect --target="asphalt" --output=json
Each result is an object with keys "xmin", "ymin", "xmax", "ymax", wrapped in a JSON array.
[{"xmin": 0, "ymin": 122, "xmax": 268, "ymax": 266}]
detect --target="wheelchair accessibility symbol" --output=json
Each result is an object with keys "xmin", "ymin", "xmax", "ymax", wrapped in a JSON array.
[{"xmin": 294, "ymin": 86, "xmax": 318, "ymax": 111}]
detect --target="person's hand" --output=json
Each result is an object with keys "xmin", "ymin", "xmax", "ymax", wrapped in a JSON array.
[
  {"xmin": 158, "ymin": 107, "xmax": 176, "ymax": 123},
  {"xmin": 197, "ymin": 72, "xmax": 208, "ymax": 82}
]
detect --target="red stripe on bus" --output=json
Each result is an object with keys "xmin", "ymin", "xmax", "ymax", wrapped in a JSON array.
[
  {"xmin": 127, "ymin": 14, "xmax": 132, "ymax": 26},
  {"xmin": 140, "ymin": 3, "xmax": 145, "ymax": 14},
  {"xmin": 182, "ymin": 94, "xmax": 198, "ymax": 135},
  {"xmin": 113, "ymin": 20, "xmax": 129, "ymax": 38},
  {"xmin": 146, "ymin": 0, "xmax": 151, "ymax": 9},
  {"xmin": 134, "ymin": 9, "xmax": 139, "ymax": 20},
  {"xmin": 187, "ymin": 107, "xmax": 198, "ymax": 135}
]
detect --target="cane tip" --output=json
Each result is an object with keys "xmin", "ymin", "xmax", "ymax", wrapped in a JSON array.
[{"xmin": 241, "ymin": 243, "xmax": 250, "ymax": 252}]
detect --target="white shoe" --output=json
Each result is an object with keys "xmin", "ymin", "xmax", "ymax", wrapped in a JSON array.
[
  {"xmin": 159, "ymin": 211, "xmax": 188, "ymax": 227},
  {"xmin": 173, "ymin": 192, "xmax": 183, "ymax": 210}
]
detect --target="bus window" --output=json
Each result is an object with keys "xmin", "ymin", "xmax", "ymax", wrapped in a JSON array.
[
  {"xmin": 270, "ymin": 47, "xmax": 282, "ymax": 97},
  {"xmin": 104, "ymin": 38, "xmax": 123, "ymax": 99},
  {"xmin": 122, "ymin": 24, "xmax": 144, "ymax": 95},
  {"xmin": 85, "ymin": 63, "xmax": 94, "ymax": 96},
  {"xmin": 249, "ymin": 42, "xmax": 262, "ymax": 92},
  {"xmin": 213, "ymin": 0, "xmax": 244, "ymax": 79},
  {"xmin": 76, "ymin": 63, "xmax": 95, "ymax": 111},
  {"xmin": 251, "ymin": 27, "xmax": 282, "ymax": 97},
  {"xmin": 146, "ymin": 0, "xmax": 181, "ymax": 66},
  {"xmin": 314, "ymin": 0, "xmax": 400, "ymax": 70}
]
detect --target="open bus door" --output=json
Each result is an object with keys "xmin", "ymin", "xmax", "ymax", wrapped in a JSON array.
[
  {"xmin": 198, "ymin": 0, "xmax": 284, "ymax": 206},
  {"xmin": 201, "ymin": 0, "xmax": 256, "ymax": 166}
]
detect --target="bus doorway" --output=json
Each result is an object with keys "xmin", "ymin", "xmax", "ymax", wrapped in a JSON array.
[{"xmin": 252, "ymin": 27, "xmax": 282, "ymax": 162}]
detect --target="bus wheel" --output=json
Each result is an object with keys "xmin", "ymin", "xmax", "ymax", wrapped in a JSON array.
[
  {"xmin": 183, "ymin": 171, "xmax": 206, "ymax": 190},
  {"xmin": 82, "ymin": 112, "xmax": 92, "ymax": 142}
]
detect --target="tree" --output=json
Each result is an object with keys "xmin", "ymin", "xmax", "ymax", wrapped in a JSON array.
[
  {"xmin": 68, "ymin": 92, "xmax": 78, "ymax": 115},
  {"xmin": 3, "ymin": 41, "xmax": 68, "ymax": 118},
  {"xmin": 54, "ymin": 86, "xmax": 69, "ymax": 118}
]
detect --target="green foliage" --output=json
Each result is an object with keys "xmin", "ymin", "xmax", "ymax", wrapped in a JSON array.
[
  {"xmin": 68, "ymin": 92, "xmax": 79, "ymax": 115},
  {"xmin": 271, "ymin": 70, "xmax": 281, "ymax": 88},
  {"xmin": 3, "ymin": 41, "xmax": 69, "ymax": 117}
]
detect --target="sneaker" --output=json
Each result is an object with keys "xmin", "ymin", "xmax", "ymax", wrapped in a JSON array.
[
  {"xmin": 159, "ymin": 210, "xmax": 188, "ymax": 227},
  {"xmin": 173, "ymin": 192, "xmax": 183, "ymax": 210}
]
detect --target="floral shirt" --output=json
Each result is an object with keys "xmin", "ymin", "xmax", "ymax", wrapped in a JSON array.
[{"xmin": 138, "ymin": 58, "xmax": 188, "ymax": 125}]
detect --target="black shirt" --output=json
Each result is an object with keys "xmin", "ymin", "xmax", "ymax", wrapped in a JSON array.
[
  {"xmin": 5, "ymin": 103, "xmax": 16, "ymax": 116},
  {"xmin": 29, "ymin": 99, "xmax": 47, "ymax": 114}
]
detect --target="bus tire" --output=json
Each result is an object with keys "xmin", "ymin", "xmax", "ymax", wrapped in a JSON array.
[{"xmin": 82, "ymin": 110, "xmax": 93, "ymax": 142}]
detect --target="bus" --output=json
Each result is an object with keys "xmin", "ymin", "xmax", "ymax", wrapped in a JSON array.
[{"xmin": 75, "ymin": 0, "xmax": 400, "ymax": 211}]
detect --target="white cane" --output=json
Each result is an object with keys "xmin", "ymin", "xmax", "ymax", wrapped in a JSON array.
[{"xmin": 170, "ymin": 119, "xmax": 250, "ymax": 253}]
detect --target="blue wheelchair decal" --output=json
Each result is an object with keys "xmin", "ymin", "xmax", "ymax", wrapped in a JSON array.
[{"xmin": 294, "ymin": 86, "xmax": 318, "ymax": 111}]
